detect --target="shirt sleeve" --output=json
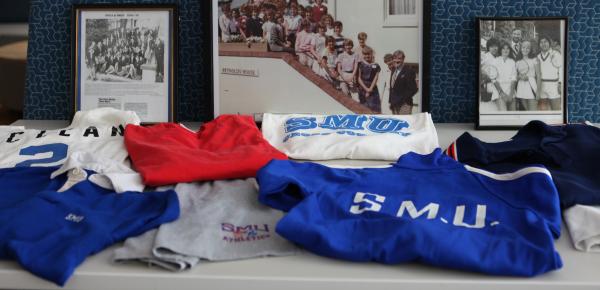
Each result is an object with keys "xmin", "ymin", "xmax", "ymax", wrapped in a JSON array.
[{"xmin": 257, "ymin": 160, "xmax": 333, "ymax": 212}]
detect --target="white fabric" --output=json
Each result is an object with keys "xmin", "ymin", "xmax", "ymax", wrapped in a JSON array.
[
  {"xmin": 51, "ymin": 151, "xmax": 144, "ymax": 193},
  {"xmin": 0, "ymin": 126, "xmax": 25, "ymax": 130},
  {"xmin": 491, "ymin": 57, "xmax": 516, "ymax": 101},
  {"xmin": 516, "ymin": 58, "xmax": 538, "ymax": 100},
  {"xmin": 56, "ymin": 167, "xmax": 89, "ymax": 192},
  {"xmin": 218, "ymin": 14, "xmax": 232, "ymax": 41},
  {"xmin": 538, "ymin": 49, "xmax": 562, "ymax": 80},
  {"xmin": 0, "ymin": 108, "xmax": 140, "ymax": 168},
  {"xmin": 262, "ymin": 113, "xmax": 439, "ymax": 160},
  {"xmin": 285, "ymin": 15, "xmax": 302, "ymax": 33},
  {"xmin": 538, "ymin": 50, "xmax": 562, "ymax": 100},
  {"xmin": 261, "ymin": 21, "xmax": 274, "ymax": 42},
  {"xmin": 540, "ymin": 81, "xmax": 560, "ymax": 100},
  {"xmin": 314, "ymin": 34, "xmax": 326, "ymax": 57},
  {"xmin": 325, "ymin": 27, "xmax": 334, "ymax": 36},
  {"xmin": 564, "ymin": 205, "xmax": 600, "ymax": 252},
  {"xmin": 480, "ymin": 52, "xmax": 495, "ymax": 66}
]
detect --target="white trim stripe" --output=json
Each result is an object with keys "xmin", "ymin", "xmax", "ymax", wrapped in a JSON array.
[
  {"xmin": 465, "ymin": 165, "xmax": 552, "ymax": 181},
  {"xmin": 452, "ymin": 142, "xmax": 458, "ymax": 161},
  {"xmin": 178, "ymin": 123, "xmax": 196, "ymax": 133}
]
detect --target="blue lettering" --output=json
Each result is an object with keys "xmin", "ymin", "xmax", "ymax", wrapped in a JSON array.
[
  {"xmin": 336, "ymin": 130, "xmax": 367, "ymax": 136},
  {"xmin": 285, "ymin": 117, "xmax": 317, "ymax": 133},
  {"xmin": 367, "ymin": 117, "xmax": 409, "ymax": 133},
  {"xmin": 320, "ymin": 115, "xmax": 368, "ymax": 130}
]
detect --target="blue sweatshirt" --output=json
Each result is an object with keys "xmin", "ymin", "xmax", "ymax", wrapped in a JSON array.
[
  {"xmin": 0, "ymin": 166, "xmax": 179, "ymax": 286},
  {"xmin": 257, "ymin": 149, "xmax": 562, "ymax": 276}
]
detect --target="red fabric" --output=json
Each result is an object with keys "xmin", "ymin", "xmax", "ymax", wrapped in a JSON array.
[
  {"xmin": 125, "ymin": 115, "xmax": 287, "ymax": 186},
  {"xmin": 312, "ymin": 5, "xmax": 327, "ymax": 22}
]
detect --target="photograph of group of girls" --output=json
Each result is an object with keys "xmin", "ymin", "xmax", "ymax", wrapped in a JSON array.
[
  {"xmin": 479, "ymin": 18, "xmax": 566, "ymax": 113},
  {"xmin": 218, "ymin": 0, "xmax": 419, "ymax": 115}
]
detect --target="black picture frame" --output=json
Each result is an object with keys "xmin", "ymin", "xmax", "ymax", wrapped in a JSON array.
[
  {"xmin": 476, "ymin": 16, "xmax": 568, "ymax": 130},
  {"xmin": 72, "ymin": 4, "xmax": 178, "ymax": 123}
]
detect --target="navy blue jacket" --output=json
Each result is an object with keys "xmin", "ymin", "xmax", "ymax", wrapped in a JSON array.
[{"xmin": 447, "ymin": 121, "xmax": 600, "ymax": 208}]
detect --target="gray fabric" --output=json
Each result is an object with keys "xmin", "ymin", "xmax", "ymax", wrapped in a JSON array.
[
  {"xmin": 113, "ymin": 178, "xmax": 298, "ymax": 270},
  {"xmin": 564, "ymin": 204, "xmax": 600, "ymax": 252}
]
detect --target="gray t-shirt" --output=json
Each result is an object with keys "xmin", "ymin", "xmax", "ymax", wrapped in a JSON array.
[{"xmin": 113, "ymin": 179, "xmax": 298, "ymax": 271}]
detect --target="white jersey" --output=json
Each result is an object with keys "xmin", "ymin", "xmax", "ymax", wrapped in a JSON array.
[
  {"xmin": 0, "ymin": 108, "xmax": 140, "ymax": 168},
  {"xmin": 261, "ymin": 113, "xmax": 439, "ymax": 160}
]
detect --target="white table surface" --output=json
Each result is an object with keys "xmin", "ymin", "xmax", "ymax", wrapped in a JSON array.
[{"xmin": 1, "ymin": 120, "xmax": 598, "ymax": 290}]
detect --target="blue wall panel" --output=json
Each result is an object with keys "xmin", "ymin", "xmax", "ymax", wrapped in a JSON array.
[
  {"xmin": 24, "ymin": 0, "xmax": 212, "ymax": 121},
  {"xmin": 430, "ymin": 0, "xmax": 600, "ymax": 122},
  {"xmin": 25, "ymin": 1, "xmax": 600, "ymax": 123}
]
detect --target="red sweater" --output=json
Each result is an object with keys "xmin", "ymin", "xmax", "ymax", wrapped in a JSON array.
[{"xmin": 125, "ymin": 115, "xmax": 287, "ymax": 186}]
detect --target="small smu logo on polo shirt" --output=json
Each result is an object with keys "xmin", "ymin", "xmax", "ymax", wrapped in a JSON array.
[
  {"xmin": 65, "ymin": 213, "xmax": 85, "ymax": 223},
  {"xmin": 221, "ymin": 223, "xmax": 271, "ymax": 243},
  {"xmin": 349, "ymin": 192, "xmax": 500, "ymax": 229},
  {"xmin": 283, "ymin": 115, "xmax": 410, "ymax": 142}
]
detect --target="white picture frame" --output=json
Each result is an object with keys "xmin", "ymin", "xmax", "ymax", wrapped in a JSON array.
[{"xmin": 213, "ymin": 0, "xmax": 429, "ymax": 118}]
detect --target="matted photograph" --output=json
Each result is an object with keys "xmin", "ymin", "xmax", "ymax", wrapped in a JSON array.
[
  {"xmin": 477, "ymin": 17, "xmax": 567, "ymax": 129},
  {"xmin": 214, "ymin": 0, "xmax": 429, "ymax": 118},
  {"xmin": 73, "ymin": 5, "xmax": 177, "ymax": 123}
]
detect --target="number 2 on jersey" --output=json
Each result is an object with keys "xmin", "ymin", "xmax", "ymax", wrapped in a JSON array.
[{"xmin": 15, "ymin": 143, "xmax": 68, "ymax": 167}]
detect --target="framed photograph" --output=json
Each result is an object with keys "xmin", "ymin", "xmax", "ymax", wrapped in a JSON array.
[
  {"xmin": 477, "ymin": 17, "xmax": 567, "ymax": 129},
  {"xmin": 72, "ymin": 4, "xmax": 177, "ymax": 123},
  {"xmin": 213, "ymin": 0, "xmax": 430, "ymax": 119}
]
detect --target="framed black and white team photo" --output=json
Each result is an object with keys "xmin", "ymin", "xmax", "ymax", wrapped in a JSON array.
[
  {"xmin": 72, "ymin": 4, "xmax": 177, "ymax": 123},
  {"xmin": 477, "ymin": 17, "xmax": 567, "ymax": 129}
]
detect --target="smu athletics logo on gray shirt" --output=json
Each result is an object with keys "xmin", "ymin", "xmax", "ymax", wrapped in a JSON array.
[{"xmin": 221, "ymin": 223, "xmax": 271, "ymax": 243}]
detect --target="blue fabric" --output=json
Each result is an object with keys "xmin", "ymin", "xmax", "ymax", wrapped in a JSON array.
[
  {"xmin": 449, "ymin": 121, "xmax": 600, "ymax": 209},
  {"xmin": 257, "ymin": 149, "xmax": 562, "ymax": 276},
  {"xmin": 0, "ymin": 167, "xmax": 180, "ymax": 286}
]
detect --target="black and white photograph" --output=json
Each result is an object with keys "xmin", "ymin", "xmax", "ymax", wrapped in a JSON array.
[
  {"xmin": 84, "ymin": 18, "xmax": 166, "ymax": 83},
  {"xmin": 215, "ymin": 0, "xmax": 428, "ymax": 117},
  {"xmin": 73, "ymin": 5, "xmax": 177, "ymax": 123},
  {"xmin": 477, "ymin": 17, "xmax": 567, "ymax": 129}
]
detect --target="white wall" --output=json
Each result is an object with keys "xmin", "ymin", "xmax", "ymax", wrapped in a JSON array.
[
  {"xmin": 219, "ymin": 56, "xmax": 352, "ymax": 115},
  {"xmin": 333, "ymin": 0, "xmax": 422, "ymax": 114}
]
